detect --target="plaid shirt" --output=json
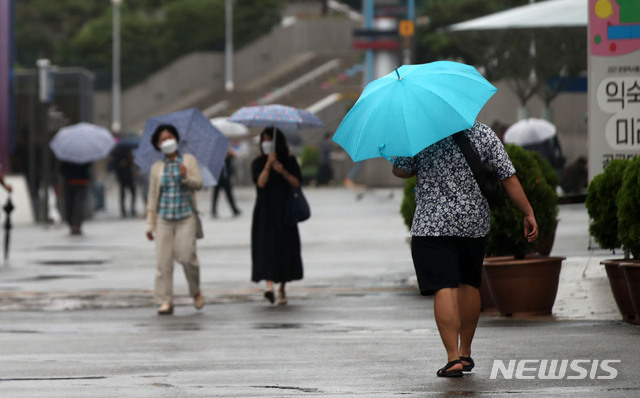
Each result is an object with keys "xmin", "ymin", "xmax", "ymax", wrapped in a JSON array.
[{"xmin": 158, "ymin": 154, "xmax": 194, "ymax": 220}]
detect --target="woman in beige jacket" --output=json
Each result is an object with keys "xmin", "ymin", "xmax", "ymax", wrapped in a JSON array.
[{"xmin": 146, "ymin": 124, "xmax": 204, "ymax": 315}]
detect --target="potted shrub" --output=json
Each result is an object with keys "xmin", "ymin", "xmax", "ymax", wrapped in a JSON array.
[
  {"xmin": 483, "ymin": 144, "xmax": 564, "ymax": 317},
  {"xmin": 529, "ymin": 151, "xmax": 559, "ymax": 255},
  {"xmin": 616, "ymin": 156, "xmax": 640, "ymax": 320},
  {"xmin": 585, "ymin": 158, "xmax": 636, "ymax": 322}
]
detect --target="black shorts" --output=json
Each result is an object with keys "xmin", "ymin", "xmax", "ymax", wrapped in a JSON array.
[{"xmin": 411, "ymin": 235, "xmax": 487, "ymax": 296}]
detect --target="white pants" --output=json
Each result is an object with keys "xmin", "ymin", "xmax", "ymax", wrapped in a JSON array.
[{"xmin": 154, "ymin": 215, "xmax": 200, "ymax": 304}]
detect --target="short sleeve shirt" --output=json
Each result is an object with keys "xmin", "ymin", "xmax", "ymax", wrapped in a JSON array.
[{"xmin": 393, "ymin": 122, "xmax": 515, "ymax": 238}]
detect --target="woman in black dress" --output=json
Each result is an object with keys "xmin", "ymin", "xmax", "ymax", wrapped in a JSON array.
[{"xmin": 251, "ymin": 127, "xmax": 303, "ymax": 305}]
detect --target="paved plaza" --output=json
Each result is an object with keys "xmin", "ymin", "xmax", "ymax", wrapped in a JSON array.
[{"xmin": 0, "ymin": 186, "xmax": 638, "ymax": 397}]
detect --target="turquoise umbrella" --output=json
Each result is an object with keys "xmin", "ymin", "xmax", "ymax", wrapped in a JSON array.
[{"xmin": 332, "ymin": 61, "xmax": 497, "ymax": 162}]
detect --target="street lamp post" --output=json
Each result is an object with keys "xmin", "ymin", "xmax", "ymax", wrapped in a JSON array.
[
  {"xmin": 111, "ymin": 0, "xmax": 122, "ymax": 133},
  {"xmin": 36, "ymin": 58, "xmax": 52, "ymax": 223},
  {"xmin": 225, "ymin": 0, "xmax": 234, "ymax": 92}
]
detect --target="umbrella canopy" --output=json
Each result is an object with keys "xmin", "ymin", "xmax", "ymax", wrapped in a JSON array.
[
  {"xmin": 332, "ymin": 61, "xmax": 497, "ymax": 162},
  {"xmin": 504, "ymin": 118, "xmax": 557, "ymax": 146},
  {"xmin": 210, "ymin": 117, "xmax": 250, "ymax": 138},
  {"xmin": 229, "ymin": 104, "xmax": 324, "ymax": 130},
  {"xmin": 50, "ymin": 122, "xmax": 116, "ymax": 164},
  {"xmin": 134, "ymin": 108, "xmax": 230, "ymax": 187},
  {"xmin": 447, "ymin": 0, "xmax": 587, "ymax": 31}
]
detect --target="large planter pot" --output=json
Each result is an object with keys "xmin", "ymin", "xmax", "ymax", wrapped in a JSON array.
[
  {"xmin": 601, "ymin": 259, "xmax": 637, "ymax": 322},
  {"xmin": 619, "ymin": 261, "xmax": 640, "ymax": 322},
  {"xmin": 483, "ymin": 256, "xmax": 564, "ymax": 317},
  {"xmin": 534, "ymin": 228, "xmax": 556, "ymax": 257}
]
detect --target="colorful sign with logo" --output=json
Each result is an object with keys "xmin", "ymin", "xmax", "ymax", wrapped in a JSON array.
[
  {"xmin": 0, "ymin": 0, "xmax": 13, "ymax": 171},
  {"xmin": 589, "ymin": 0, "xmax": 640, "ymax": 179}
]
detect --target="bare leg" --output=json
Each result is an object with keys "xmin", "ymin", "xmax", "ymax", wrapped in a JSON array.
[
  {"xmin": 433, "ymin": 287, "xmax": 463, "ymax": 372},
  {"xmin": 457, "ymin": 284, "xmax": 481, "ymax": 363},
  {"xmin": 278, "ymin": 282, "xmax": 287, "ymax": 305}
]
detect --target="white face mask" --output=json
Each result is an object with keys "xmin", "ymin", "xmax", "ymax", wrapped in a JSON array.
[
  {"xmin": 261, "ymin": 141, "xmax": 273, "ymax": 155},
  {"xmin": 160, "ymin": 139, "xmax": 178, "ymax": 155}
]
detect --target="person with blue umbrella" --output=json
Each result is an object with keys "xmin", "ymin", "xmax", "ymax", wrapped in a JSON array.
[
  {"xmin": 393, "ymin": 123, "xmax": 538, "ymax": 377},
  {"xmin": 333, "ymin": 61, "xmax": 539, "ymax": 377},
  {"xmin": 145, "ymin": 124, "xmax": 205, "ymax": 315}
]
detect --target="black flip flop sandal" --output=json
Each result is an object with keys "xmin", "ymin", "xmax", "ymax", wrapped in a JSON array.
[
  {"xmin": 436, "ymin": 359, "xmax": 463, "ymax": 377},
  {"xmin": 264, "ymin": 290, "xmax": 275, "ymax": 304},
  {"xmin": 460, "ymin": 356, "xmax": 475, "ymax": 372}
]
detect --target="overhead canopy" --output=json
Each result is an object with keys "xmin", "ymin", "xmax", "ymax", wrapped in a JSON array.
[{"xmin": 447, "ymin": 0, "xmax": 587, "ymax": 31}]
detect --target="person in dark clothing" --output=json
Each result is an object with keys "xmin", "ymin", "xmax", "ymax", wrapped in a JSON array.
[
  {"xmin": 111, "ymin": 146, "xmax": 137, "ymax": 217},
  {"xmin": 211, "ymin": 147, "xmax": 241, "ymax": 218},
  {"xmin": 316, "ymin": 132, "xmax": 334, "ymax": 186},
  {"xmin": 60, "ymin": 161, "xmax": 91, "ymax": 235},
  {"xmin": 251, "ymin": 127, "xmax": 303, "ymax": 305}
]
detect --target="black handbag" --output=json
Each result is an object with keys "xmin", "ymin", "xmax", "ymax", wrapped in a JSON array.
[
  {"xmin": 287, "ymin": 186, "xmax": 311, "ymax": 225},
  {"xmin": 453, "ymin": 132, "xmax": 505, "ymax": 208}
]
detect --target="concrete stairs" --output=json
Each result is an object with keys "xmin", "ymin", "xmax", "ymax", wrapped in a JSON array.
[{"xmin": 194, "ymin": 52, "xmax": 363, "ymax": 118}]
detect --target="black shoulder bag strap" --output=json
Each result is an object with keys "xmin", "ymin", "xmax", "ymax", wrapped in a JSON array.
[
  {"xmin": 452, "ymin": 132, "xmax": 484, "ymax": 180},
  {"xmin": 452, "ymin": 132, "xmax": 505, "ymax": 207}
]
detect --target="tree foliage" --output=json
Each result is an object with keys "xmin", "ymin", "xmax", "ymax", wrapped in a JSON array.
[{"xmin": 15, "ymin": 0, "xmax": 285, "ymax": 88}]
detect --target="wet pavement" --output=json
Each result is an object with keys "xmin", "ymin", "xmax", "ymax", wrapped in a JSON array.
[{"xmin": 0, "ymin": 187, "xmax": 638, "ymax": 396}]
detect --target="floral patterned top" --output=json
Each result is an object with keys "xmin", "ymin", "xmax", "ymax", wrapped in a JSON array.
[{"xmin": 394, "ymin": 122, "xmax": 515, "ymax": 238}]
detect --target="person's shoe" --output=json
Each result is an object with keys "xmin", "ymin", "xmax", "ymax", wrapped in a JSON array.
[
  {"xmin": 277, "ymin": 291, "xmax": 288, "ymax": 305},
  {"xmin": 193, "ymin": 293, "xmax": 205, "ymax": 310},
  {"xmin": 264, "ymin": 290, "xmax": 275, "ymax": 304},
  {"xmin": 436, "ymin": 360, "xmax": 463, "ymax": 378},
  {"xmin": 233, "ymin": 209, "xmax": 241, "ymax": 217},
  {"xmin": 460, "ymin": 356, "xmax": 475, "ymax": 372},
  {"xmin": 157, "ymin": 302, "xmax": 173, "ymax": 315}
]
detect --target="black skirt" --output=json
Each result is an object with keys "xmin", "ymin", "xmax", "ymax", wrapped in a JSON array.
[{"xmin": 410, "ymin": 236, "xmax": 486, "ymax": 296}]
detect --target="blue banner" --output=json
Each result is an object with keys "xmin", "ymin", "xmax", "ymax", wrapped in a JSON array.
[{"xmin": 0, "ymin": 0, "xmax": 14, "ymax": 171}]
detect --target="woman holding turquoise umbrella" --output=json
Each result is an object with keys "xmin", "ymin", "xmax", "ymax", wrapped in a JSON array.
[
  {"xmin": 393, "ymin": 122, "xmax": 538, "ymax": 377},
  {"xmin": 332, "ymin": 61, "xmax": 538, "ymax": 377},
  {"xmin": 251, "ymin": 127, "xmax": 304, "ymax": 305}
]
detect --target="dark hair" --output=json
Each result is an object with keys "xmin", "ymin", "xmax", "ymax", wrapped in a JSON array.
[
  {"xmin": 260, "ymin": 127, "xmax": 289, "ymax": 161},
  {"xmin": 151, "ymin": 124, "xmax": 180, "ymax": 150}
]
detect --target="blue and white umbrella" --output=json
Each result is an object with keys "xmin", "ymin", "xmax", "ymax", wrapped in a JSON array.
[
  {"xmin": 50, "ymin": 122, "xmax": 116, "ymax": 164},
  {"xmin": 134, "ymin": 108, "xmax": 230, "ymax": 187},
  {"xmin": 229, "ymin": 104, "xmax": 324, "ymax": 130}
]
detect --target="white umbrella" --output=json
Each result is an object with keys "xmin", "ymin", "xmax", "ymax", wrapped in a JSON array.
[
  {"xmin": 210, "ymin": 117, "xmax": 250, "ymax": 137},
  {"xmin": 447, "ymin": 0, "xmax": 587, "ymax": 31},
  {"xmin": 504, "ymin": 118, "xmax": 556, "ymax": 146},
  {"xmin": 50, "ymin": 122, "xmax": 116, "ymax": 164}
]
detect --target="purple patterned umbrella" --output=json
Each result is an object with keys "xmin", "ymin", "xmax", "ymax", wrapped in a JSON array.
[
  {"xmin": 229, "ymin": 104, "xmax": 324, "ymax": 130},
  {"xmin": 134, "ymin": 108, "xmax": 230, "ymax": 187}
]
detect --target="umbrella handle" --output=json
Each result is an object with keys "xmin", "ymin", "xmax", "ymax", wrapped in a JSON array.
[{"xmin": 378, "ymin": 144, "xmax": 393, "ymax": 163}]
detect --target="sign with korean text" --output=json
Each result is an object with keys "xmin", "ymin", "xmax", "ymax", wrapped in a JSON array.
[{"xmin": 589, "ymin": 0, "xmax": 640, "ymax": 179}]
